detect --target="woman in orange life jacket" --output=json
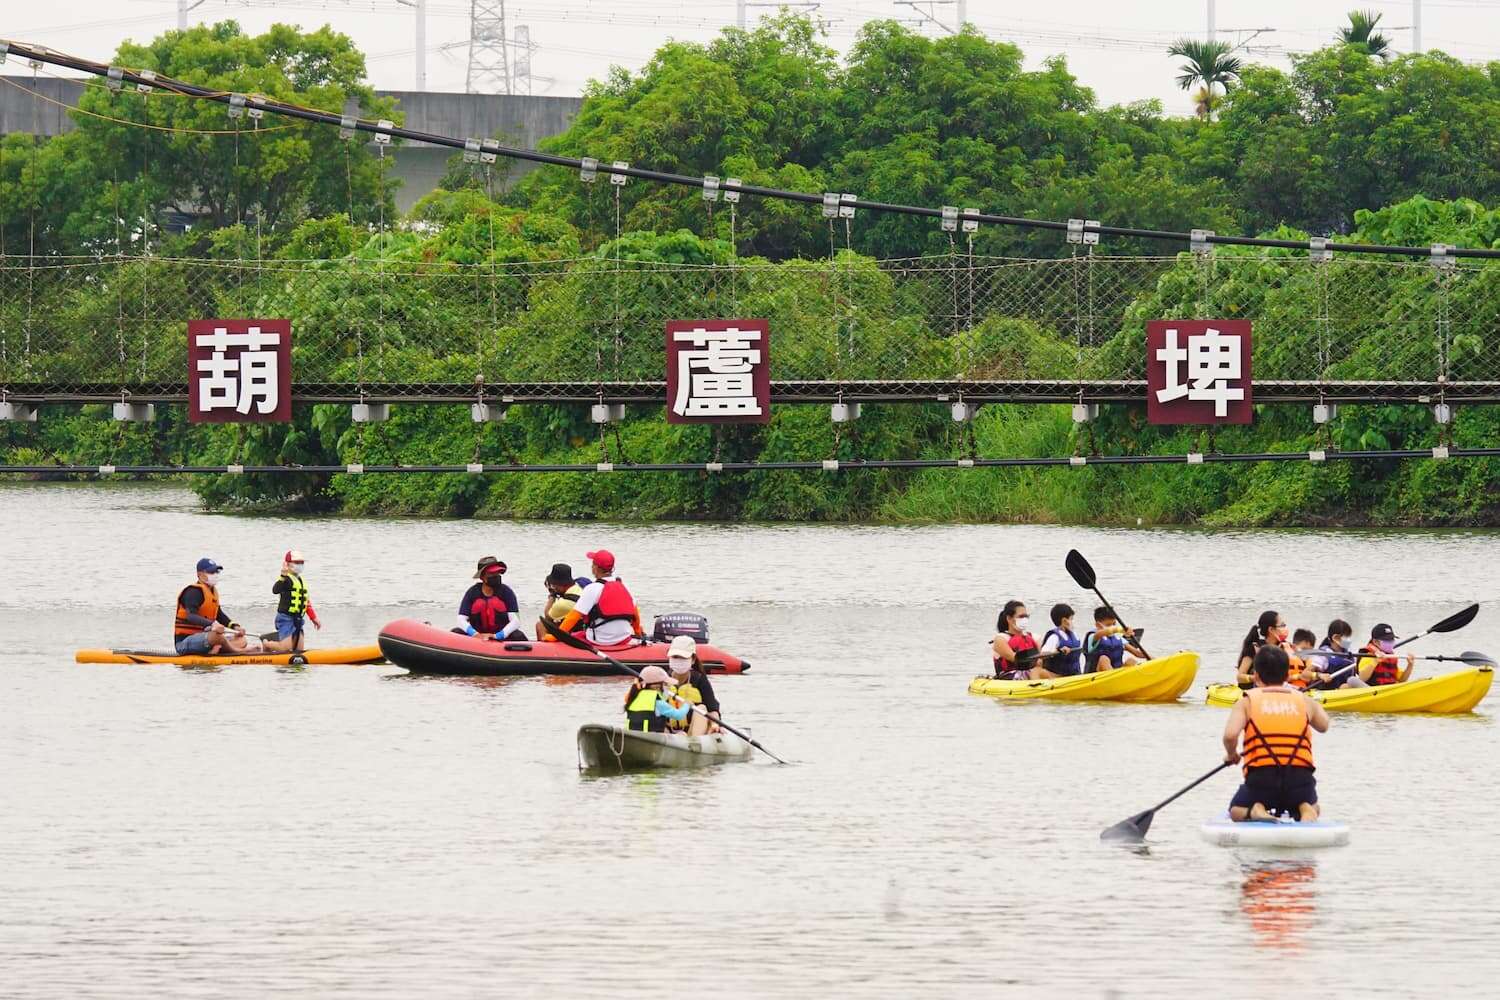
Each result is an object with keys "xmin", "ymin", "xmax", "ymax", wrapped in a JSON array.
[
  {"xmin": 1235, "ymin": 610, "xmax": 1292, "ymax": 689},
  {"xmin": 1223, "ymin": 645, "xmax": 1331, "ymax": 823},
  {"xmin": 991, "ymin": 600, "xmax": 1050, "ymax": 680},
  {"xmin": 558, "ymin": 549, "xmax": 644, "ymax": 646},
  {"xmin": 623, "ymin": 666, "xmax": 693, "ymax": 733},
  {"xmin": 1356, "ymin": 622, "xmax": 1415, "ymax": 686}
]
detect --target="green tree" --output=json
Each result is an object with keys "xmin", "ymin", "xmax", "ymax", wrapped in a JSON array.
[
  {"xmin": 1340, "ymin": 10, "xmax": 1392, "ymax": 60},
  {"xmin": 1167, "ymin": 38, "xmax": 1243, "ymax": 119}
]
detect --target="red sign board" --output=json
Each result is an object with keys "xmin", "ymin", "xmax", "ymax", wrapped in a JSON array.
[
  {"xmin": 188, "ymin": 319, "xmax": 292, "ymax": 423},
  {"xmin": 665, "ymin": 319, "xmax": 771, "ymax": 424},
  {"xmin": 1146, "ymin": 319, "xmax": 1253, "ymax": 425}
]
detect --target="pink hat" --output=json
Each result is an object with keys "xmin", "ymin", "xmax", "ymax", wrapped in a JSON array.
[{"xmin": 639, "ymin": 665, "xmax": 670, "ymax": 685}]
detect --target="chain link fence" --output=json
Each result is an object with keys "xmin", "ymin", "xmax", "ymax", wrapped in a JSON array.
[{"xmin": 1, "ymin": 250, "xmax": 1496, "ymax": 398}]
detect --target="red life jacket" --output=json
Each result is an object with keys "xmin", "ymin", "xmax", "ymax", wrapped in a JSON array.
[
  {"xmin": 993, "ymin": 631, "xmax": 1037, "ymax": 673},
  {"xmin": 588, "ymin": 578, "xmax": 636, "ymax": 627},
  {"xmin": 467, "ymin": 590, "xmax": 513, "ymax": 632},
  {"xmin": 1362, "ymin": 642, "xmax": 1401, "ymax": 686}
]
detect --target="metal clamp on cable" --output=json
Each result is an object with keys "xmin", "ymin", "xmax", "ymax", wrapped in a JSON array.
[
  {"xmin": 821, "ymin": 192, "xmax": 840, "ymax": 218},
  {"xmin": 579, "ymin": 156, "xmax": 598, "ymax": 182},
  {"xmin": 106, "ymin": 66, "xmax": 124, "ymax": 92},
  {"xmin": 723, "ymin": 178, "xmax": 742, "ymax": 204},
  {"xmin": 839, "ymin": 193, "xmax": 857, "ymax": 219},
  {"xmin": 246, "ymin": 95, "xmax": 265, "ymax": 121},
  {"xmin": 338, "ymin": 114, "xmax": 357, "ymax": 140},
  {"xmin": 227, "ymin": 93, "xmax": 247, "ymax": 120},
  {"xmin": 463, "ymin": 138, "xmax": 481, "ymax": 164},
  {"xmin": 1067, "ymin": 218, "xmax": 1100, "ymax": 246},
  {"xmin": 373, "ymin": 120, "xmax": 394, "ymax": 145},
  {"xmin": 702, "ymin": 175, "xmax": 720, "ymax": 201},
  {"xmin": 137, "ymin": 70, "xmax": 157, "ymax": 94},
  {"xmin": 609, "ymin": 161, "xmax": 629, "ymax": 186},
  {"xmin": 479, "ymin": 140, "xmax": 499, "ymax": 165},
  {"xmin": 1430, "ymin": 243, "xmax": 1455, "ymax": 271},
  {"xmin": 1190, "ymin": 230, "xmax": 1215, "ymax": 257},
  {"xmin": 962, "ymin": 208, "xmax": 979, "ymax": 234},
  {"xmin": 1309, "ymin": 237, "xmax": 1332, "ymax": 263},
  {"xmin": 940, "ymin": 206, "xmax": 958, "ymax": 232}
]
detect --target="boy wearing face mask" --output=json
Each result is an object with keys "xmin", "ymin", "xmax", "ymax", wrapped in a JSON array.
[
  {"xmin": 173, "ymin": 557, "xmax": 249, "ymax": 656},
  {"xmin": 267, "ymin": 549, "xmax": 322, "ymax": 653},
  {"xmin": 1358, "ymin": 623, "xmax": 1415, "ymax": 686}
]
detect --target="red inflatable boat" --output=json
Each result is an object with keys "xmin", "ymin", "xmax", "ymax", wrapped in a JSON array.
[{"xmin": 377, "ymin": 619, "xmax": 752, "ymax": 677}]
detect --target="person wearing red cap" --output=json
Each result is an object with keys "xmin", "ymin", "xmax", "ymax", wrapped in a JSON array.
[
  {"xmin": 558, "ymin": 549, "xmax": 643, "ymax": 646},
  {"xmin": 266, "ymin": 549, "xmax": 321, "ymax": 653}
]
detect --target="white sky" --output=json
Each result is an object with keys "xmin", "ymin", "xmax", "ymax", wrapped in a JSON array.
[{"xmin": 7, "ymin": 0, "xmax": 1500, "ymax": 114}]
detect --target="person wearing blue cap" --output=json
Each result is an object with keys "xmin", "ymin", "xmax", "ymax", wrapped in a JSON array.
[{"xmin": 173, "ymin": 558, "xmax": 249, "ymax": 656}]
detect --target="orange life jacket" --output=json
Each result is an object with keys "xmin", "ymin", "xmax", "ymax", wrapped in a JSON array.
[
  {"xmin": 174, "ymin": 582, "xmax": 220, "ymax": 637},
  {"xmin": 1286, "ymin": 654, "xmax": 1309, "ymax": 689},
  {"xmin": 1241, "ymin": 687, "xmax": 1315, "ymax": 775}
]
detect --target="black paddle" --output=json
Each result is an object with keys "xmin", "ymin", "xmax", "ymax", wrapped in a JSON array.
[
  {"xmin": 540, "ymin": 619, "xmax": 787, "ymax": 765},
  {"xmin": 1100, "ymin": 762, "xmax": 1233, "ymax": 842},
  {"xmin": 1312, "ymin": 603, "xmax": 1479, "ymax": 689},
  {"xmin": 1065, "ymin": 549, "xmax": 1150, "ymax": 658}
]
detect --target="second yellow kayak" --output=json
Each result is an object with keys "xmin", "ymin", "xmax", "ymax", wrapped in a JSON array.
[
  {"xmin": 1204, "ymin": 667, "xmax": 1493, "ymax": 714},
  {"xmin": 969, "ymin": 651, "xmax": 1199, "ymax": 704}
]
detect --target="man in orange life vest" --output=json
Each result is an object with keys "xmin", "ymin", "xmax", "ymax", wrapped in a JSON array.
[
  {"xmin": 558, "ymin": 549, "xmax": 643, "ymax": 646},
  {"xmin": 173, "ymin": 557, "xmax": 250, "ymax": 656},
  {"xmin": 1223, "ymin": 645, "xmax": 1331, "ymax": 823}
]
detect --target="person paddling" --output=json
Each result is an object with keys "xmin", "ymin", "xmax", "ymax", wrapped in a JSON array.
[
  {"xmin": 266, "ymin": 549, "xmax": 321, "ymax": 653},
  {"xmin": 559, "ymin": 549, "xmax": 643, "ymax": 646},
  {"xmin": 1307, "ymin": 619, "xmax": 1367, "ymax": 689},
  {"xmin": 536, "ymin": 562, "xmax": 584, "ymax": 641},
  {"xmin": 1357, "ymin": 623, "xmax": 1415, "ymax": 686},
  {"xmin": 991, "ymin": 600, "xmax": 1043, "ymax": 679},
  {"xmin": 665, "ymin": 635, "xmax": 721, "ymax": 736},
  {"xmin": 173, "ymin": 557, "xmax": 250, "ymax": 656},
  {"xmin": 1085, "ymin": 605, "xmax": 1143, "ymax": 672},
  {"xmin": 623, "ymin": 665, "xmax": 693, "ymax": 733},
  {"xmin": 1224, "ymin": 646, "xmax": 1330, "ymax": 823},
  {"xmin": 456, "ymin": 557, "xmax": 523, "ymax": 641},
  {"xmin": 1236, "ymin": 610, "xmax": 1289, "ymax": 688}
]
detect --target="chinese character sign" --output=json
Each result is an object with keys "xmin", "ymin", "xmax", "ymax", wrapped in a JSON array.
[
  {"xmin": 187, "ymin": 319, "xmax": 292, "ymax": 423},
  {"xmin": 666, "ymin": 319, "xmax": 771, "ymax": 424},
  {"xmin": 1146, "ymin": 320, "xmax": 1253, "ymax": 425}
]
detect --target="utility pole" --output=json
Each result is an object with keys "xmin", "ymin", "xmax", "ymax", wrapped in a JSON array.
[
  {"xmin": 737, "ymin": 0, "xmax": 746, "ymax": 29},
  {"xmin": 176, "ymin": 0, "xmax": 206, "ymax": 31},
  {"xmin": 1207, "ymin": 0, "xmax": 1216, "ymax": 41},
  {"xmin": 1412, "ymin": 0, "xmax": 1422, "ymax": 53},
  {"xmin": 394, "ymin": 0, "xmax": 428, "ymax": 91},
  {"xmin": 956, "ymin": 0, "xmax": 966, "ymax": 30}
]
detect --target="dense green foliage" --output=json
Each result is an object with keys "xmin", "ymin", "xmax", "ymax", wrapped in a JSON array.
[{"xmin": 3, "ymin": 17, "xmax": 1499, "ymax": 525}]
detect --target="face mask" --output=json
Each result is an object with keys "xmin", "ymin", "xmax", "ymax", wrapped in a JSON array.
[
  {"xmin": 1377, "ymin": 639, "xmax": 1395, "ymax": 654},
  {"xmin": 204, "ymin": 573, "xmax": 221, "ymax": 586},
  {"xmin": 1015, "ymin": 616, "xmax": 1031, "ymax": 631},
  {"xmin": 290, "ymin": 563, "xmax": 305, "ymax": 573}
]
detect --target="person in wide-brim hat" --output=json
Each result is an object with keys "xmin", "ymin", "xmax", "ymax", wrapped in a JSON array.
[{"xmin": 537, "ymin": 562, "xmax": 585, "ymax": 641}]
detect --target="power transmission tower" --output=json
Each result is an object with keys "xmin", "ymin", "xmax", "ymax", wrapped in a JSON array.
[
  {"xmin": 467, "ymin": 0, "xmax": 512, "ymax": 94},
  {"xmin": 512, "ymin": 24, "xmax": 533, "ymax": 96}
]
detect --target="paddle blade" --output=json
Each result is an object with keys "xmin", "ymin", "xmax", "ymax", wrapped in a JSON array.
[
  {"xmin": 1100, "ymin": 810, "xmax": 1153, "ymax": 843},
  {"xmin": 1460, "ymin": 650, "xmax": 1498, "ymax": 669},
  {"xmin": 1065, "ymin": 549, "xmax": 1097, "ymax": 590},
  {"xmin": 1430, "ymin": 603, "xmax": 1479, "ymax": 635}
]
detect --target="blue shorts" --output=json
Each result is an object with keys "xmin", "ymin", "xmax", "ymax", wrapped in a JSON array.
[
  {"xmin": 174, "ymin": 631, "xmax": 215, "ymax": 655},
  {"xmin": 275, "ymin": 612, "xmax": 304, "ymax": 640}
]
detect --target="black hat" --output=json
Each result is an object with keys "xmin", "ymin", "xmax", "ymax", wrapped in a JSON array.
[
  {"xmin": 546, "ymin": 562, "xmax": 575, "ymax": 586},
  {"xmin": 1371, "ymin": 623, "xmax": 1397, "ymax": 641},
  {"xmin": 474, "ymin": 556, "xmax": 507, "ymax": 579}
]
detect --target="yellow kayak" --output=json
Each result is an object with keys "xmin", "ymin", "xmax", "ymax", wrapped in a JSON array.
[
  {"xmin": 1204, "ymin": 667, "xmax": 1493, "ymax": 714},
  {"xmin": 969, "ymin": 651, "xmax": 1199, "ymax": 704},
  {"xmin": 75, "ymin": 645, "xmax": 386, "ymax": 667}
]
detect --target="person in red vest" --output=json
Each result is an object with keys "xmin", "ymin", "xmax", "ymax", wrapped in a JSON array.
[
  {"xmin": 455, "ymin": 556, "xmax": 522, "ymax": 641},
  {"xmin": 558, "ymin": 549, "xmax": 643, "ymax": 646},
  {"xmin": 1223, "ymin": 646, "xmax": 1331, "ymax": 823},
  {"xmin": 1356, "ymin": 623, "xmax": 1415, "ymax": 686}
]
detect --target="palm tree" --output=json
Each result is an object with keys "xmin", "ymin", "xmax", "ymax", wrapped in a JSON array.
[
  {"xmin": 1167, "ymin": 39, "xmax": 1243, "ymax": 120},
  {"xmin": 1340, "ymin": 10, "xmax": 1392, "ymax": 59}
]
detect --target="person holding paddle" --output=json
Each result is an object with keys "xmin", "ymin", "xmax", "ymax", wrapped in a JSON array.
[
  {"xmin": 1224, "ymin": 646, "xmax": 1330, "ymax": 823},
  {"xmin": 991, "ymin": 600, "xmax": 1047, "ymax": 679},
  {"xmin": 1356, "ymin": 623, "xmax": 1416, "ymax": 686}
]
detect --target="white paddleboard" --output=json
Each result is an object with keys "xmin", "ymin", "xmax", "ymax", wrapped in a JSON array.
[{"xmin": 1200, "ymin": 814, "xmax": 1350, "ymax": 848}]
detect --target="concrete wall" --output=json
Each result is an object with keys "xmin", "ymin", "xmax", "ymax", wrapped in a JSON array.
[{"xmin": 0, "ymin": 78, "xmax": 582, "ymax": 210}]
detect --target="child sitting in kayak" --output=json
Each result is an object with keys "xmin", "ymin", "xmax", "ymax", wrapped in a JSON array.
[
  {"xmin": 1038, "ymin": 604, "xmax": 1085, "ymax": 677},
  {"xmin": 623, "ymin": 666, "xmax": 693, "ymax": 733},
  {"xmin": 1286, "ymin": 628, "xmax": 1320, "ymax": 689},
  {"xmin": 1085, "ymin": 606, "xmax": 1144, "ymax": 672},
  {"xmin": 1223, "ymin": 646, "xmax": 1331, "ymax": 823},
  {"xmin": 1305, "ymin": 619, "xmax": 1367, "ymax": 689}
]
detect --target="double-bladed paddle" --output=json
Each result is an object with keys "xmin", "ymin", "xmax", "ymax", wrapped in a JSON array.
[
  {"xmin": 1065, "ymin": 549, "xmax": 1150, "ymax": 659},
  {"xmin": 1100, "ymin": 762, "xmax": 1233, "ymax": 843},
  {"xmin": 1312, "ymin": 603, "xmax": 1479, "ymax": 689},
  {"xmin": 540, "ymin": 618, "xmax": 787, "ymax": 765}
]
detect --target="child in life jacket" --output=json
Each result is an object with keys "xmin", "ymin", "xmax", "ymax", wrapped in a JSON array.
[
  {"xmin": 1085, "ymin": 606, "xmax": 1144, "ymax": 672},
  {"xmin": 1223, "ymin": 646, "xmax": 1331, "ymax": 823},
  {"xmin": 1038, "ymin": 603, "xmax": 1085, "ymax": 677}
]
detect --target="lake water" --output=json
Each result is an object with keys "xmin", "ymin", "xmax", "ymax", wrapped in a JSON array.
[{"xmin": 2, "ymin": 483, "xmax": 1496, "ymax": 998}]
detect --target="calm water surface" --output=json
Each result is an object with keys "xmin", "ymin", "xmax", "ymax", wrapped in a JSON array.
[{"xmin": 2, "ymin": 484, "xmax": 1497, "ymax": 998}]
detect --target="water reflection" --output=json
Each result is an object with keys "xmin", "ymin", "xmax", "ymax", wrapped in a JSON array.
[{"xmin": 1240, "ymin": 862, "xmax": 1318, "ymax": 949}]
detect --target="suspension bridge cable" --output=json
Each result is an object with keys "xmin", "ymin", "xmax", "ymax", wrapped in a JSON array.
[{"xmin": 4, "ymin": 37, "xmax": 1499, "ymax": 262}]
